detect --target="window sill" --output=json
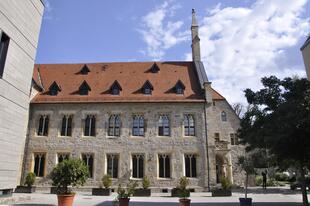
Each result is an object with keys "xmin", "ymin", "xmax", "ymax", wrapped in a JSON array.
[
  {"xmin": 157, "ymin": 177, "xmax": 172, "ymax": 180},
  {"xmin": 81, "ymin": 136, "xmax": 96, "ymax": 138},
  {"xmin": 182, "ymin": 136, "xmax": 196, "ymax": 138},
  {"xmin": 130, "ymin": 177, "xmax": 143, "ymax": 180},
  {"xmin": 58, "ymin": 136, "xmax": 73, "ymax": 138},
  {"xmin": 130, "ymin": 136, "xmax": 145, "ymax": 138},
  {"xmin": 106, "ymin": 136, "xmax": 120, "ymax": 139},
  {"xmin": 33, "ymin": 135, "xmax": 48, "ymax": 138},
  {"xmin": 157, "ymin": 135, "xmax": 171, "ymax": 138}
]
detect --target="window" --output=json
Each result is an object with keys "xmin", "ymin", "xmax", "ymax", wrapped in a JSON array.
[
  {"xmin": 214, "ymin": 133, "xmax": 220, "ymax": 142},
  {"xmin": 82, "ymin": 153, "xmax": 94, "ymax": 178},
  {"xmin": 0, "ymin": 31, "xmax": 10, "ymax": 78},
  {"xmin": 79, "ymin": 81, "xmax": 91, "ymax": 95},
  {"xmin": 184, "ymin": 114, "xmax": 195, "ymax": 136},
  {"xmin": 84, "ymin": 115, "xmax": 96, "ymax": 136},
  {"xmin": 158, "ymin": 154, "xmax": 170, "ymax": 178},
  {"xmin": 49, "ymin": 81, "xmax": 61, "ymax": 96},
  {"xmin": 230, "ymin": 133, "xmax": 239, "ymax": 145},
  {"xmin": 132, "ymin": 154, "xmax": 144, "ymax": 178},
  {"xmin": 107, "ymin": 154, "xmax": 118, "ymax": 178},
  {"xmin": 221, "ymin": 111, "xmax": 227, "ymax": 122},
  {"xmin": 57, "ymin": 153, "xmax": 70, "ymax": 163},
  {"xmin": 37, "ymin": 115, "xmax": 49, "ymax": 136},
  {"xmin": 79, "ymin": 64, "xmax": 90, "ymax": 75},
  {"xmin": 150, "ymin": 63, "xmax": 160, "ymax": 73},
  {"xmin": 174, "ymin": 80, "xmax": 185, "ymax": 94},
  {"xmin": 33, "ymin": 153, "xmax": 45, "ymax": 177},
  {"xmin": 110, "ymin": 80, "xmax": 122, "ymax": 95},
  {"xmin": 142, "ymin": 80, "xmax": 153, "ymax": 95},
  {"xmin": 158, "ymin": 115, "xmax": 170, "ymax": 136},
  {"xmin": 132, "ymin": 115, "xmax": 144, "ymax": 136},
  {"xmin": 60, "ymin": 115, "xmax": 73, "ymax": 136},
  {"xmin": 185, "ymin": 154, "xmax": 197, "ymax": 178},
  {"xmin": 108, "ymin": 114, "xmax": 121, "ymax": 136}
]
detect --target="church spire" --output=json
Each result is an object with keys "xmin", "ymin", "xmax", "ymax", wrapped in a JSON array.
[{"xmin": 191, "ymin": 9, "xmax": 201, "ymax": 61}]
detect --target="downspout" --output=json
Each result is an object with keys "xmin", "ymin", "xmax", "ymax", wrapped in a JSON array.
[{"xmin": 204, "ymin": 98, "xmax": 210, "ymax": 191}]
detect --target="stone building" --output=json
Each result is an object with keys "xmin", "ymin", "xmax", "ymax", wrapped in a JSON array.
[
  {"xmin": 301, "ymin": 35, "xmax": 310, "ymax": 80},
  {"xmin": 0, "ymin": 0, "xmax": 44, "ymax": 196},
  {"xmin": 22, "ymin": 9, "xmax": 243, "ymax": 191}
]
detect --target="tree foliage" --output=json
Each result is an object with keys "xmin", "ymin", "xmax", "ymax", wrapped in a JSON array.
[
  {"xmin": 50, "ymin": 158, "xmax": 89, "ymax": 194},
  {"xmin": 238, "ymin": 76, "xmax": 310, "ymax": 205}
]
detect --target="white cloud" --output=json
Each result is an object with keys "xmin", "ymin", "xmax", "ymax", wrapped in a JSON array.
[
  {"xmin": 139, "ymin": 2, "xmax": 189, "ymax": 60},
  {"xmin": 187, "ymin": 0, "xmax": 310, "ymax": 104}
]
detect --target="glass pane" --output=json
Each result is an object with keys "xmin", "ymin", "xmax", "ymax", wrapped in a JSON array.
[
  {"xmin": 39, "ymin": 155, "xmax": 45, "ymax": 177},
  {"xmin": 84, "ymin": 117, "xmax": 90, "ymax": 136},
  {"xmin": 113, "ymin": 156, "xmax": 118, "ymax": 178},
  {"xmin": 164, "ymin": 127, "xmax": 170, "ymax": 136},
  {"xmin": 192, "ymin": 156, "xmax": 197, "ymax": 177},
  {"xmin": 61, "ymin": 116, "xmax": 67, "ymax": 136},
  {"xmin": 138, "ymin": 157, "xmax": 144, "ymax": 178},
  {"xmin": 67, "ymin": 117, "xmax": 72, "ymax": 136},
  {"xmin": 185, "ymin": 156, "xmax": 190, "ymax": 177},
  {"xmin": 165, "ymin": 156, "xmax": 170, "ymax": 178},
  {"xmin": 132, "ymin": 156, "xmax": 137, "ymax": 178},
  {"xmin": 159, "ymin": 156, "xmax": 164, "ymax": 178},
  {"xmin": 38, "ymin": 116, "xmax": 43, "ymax": 135},
  {"xmin": 158, "ymin": 127, "xmax": 163, "ymax": 136},
  {"xmin": 107, "ymin": 156, "xmax": 112, "ymax": 176},
  {"xmin": 43, "ymin": 117, "xmax": 49, "ymax": 136},
  {"xmin": 90, "ymin": 117, "xmax": 96, "ymax": 136}
]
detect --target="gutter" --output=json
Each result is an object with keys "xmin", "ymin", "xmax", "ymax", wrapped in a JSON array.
[{"xmin": 204, "ymin": 98, "xmax": 211, "ymax": 191}]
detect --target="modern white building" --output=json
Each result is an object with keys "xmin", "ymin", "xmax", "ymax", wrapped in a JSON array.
[
  {"xmin": 301, "ymin": 36, "xmax": 310, "ymax": 80},
  {"xmin": 0, "ymin": 0, "xmax": 44, "ymax": 196}
]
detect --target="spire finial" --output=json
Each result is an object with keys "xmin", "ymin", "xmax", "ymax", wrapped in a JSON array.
[{"xmin": 192, "ymin": 8, "xmax": 198, "ymax": 27}]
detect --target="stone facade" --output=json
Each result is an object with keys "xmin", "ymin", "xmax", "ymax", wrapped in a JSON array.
[
  {"xmin": 0, "ymin": 0, "xmax": 44, "ymax": 192},
  {"xmin": 301, "ymin": 36, "xmax": 310, "ymax": 80},
  {"xmin": 23, "ymin": 99, "xmax": 243, "ymax": 190}
]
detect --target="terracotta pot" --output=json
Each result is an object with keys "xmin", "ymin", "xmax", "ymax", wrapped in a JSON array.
[
  {"xmin": 57, "ymin": 194, "xmax": 75, "ymax": 206},
  {"xmin": 179, "ymin": 198, "xmax": 191, "ymax": 206},
  {"xmin": 119, "ymin": 198, "xmax": 130, "ymax": 206}
]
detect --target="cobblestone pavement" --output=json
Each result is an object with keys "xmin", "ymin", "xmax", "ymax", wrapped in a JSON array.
[{"xmin": 1, "ymin": 190, "xmax": 308, "ymax": 206}]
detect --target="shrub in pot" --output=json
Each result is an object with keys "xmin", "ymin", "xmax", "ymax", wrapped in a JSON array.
[
  {"xmin": 178, "ymin": 176, "xmax": 191, "ymax": 206},
  {"xmin": 133, "ymin": 176, "xmax": 151, "ymax": 197},
  {"xmin": 92, "ymin": 174, "xmax": 112, "ymax": 196},
  {"xmin": 211, "ymin": 177, "xmax": 232, "ymax": 197},
  {"xmin": 15, "ymin": 172, "xmax": 36, "ymax": 193},
  {"xmin": 238, "ymin": 155, "xmax": 255, "ymax": 206},
  {"xmin": 50, "ymin": 158, "xmax": 89, "ymax": 206},
  {"xmin": 115, "ymin": 181, "xmax": 137, "ymax": 206}
]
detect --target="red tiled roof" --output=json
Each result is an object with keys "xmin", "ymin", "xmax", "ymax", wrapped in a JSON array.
[{"xmin": 31, "ymin": 62, "xmax": 225, "ymax": 103}]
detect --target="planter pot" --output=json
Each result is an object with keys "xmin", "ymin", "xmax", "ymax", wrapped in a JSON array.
[
  {"xmin": 179, "ymin": 198, "xmax": 191, "ymax": 206},
  {"xmin": 211, "ymin": 189, "xmax": 232, "ymax": 197},
  {"xmin": 119, "ymin": 198, "xmax": 130, "ymax": 206},
  {"xmin": 133, "ymin": 188, "xmax": 151, "ymax": 197},
  {"xmin": 57, "ymin": 194, "xmax": 75, "ymax": 206},
  {"xmin": 14, "ymin": 186, "xmax": 36, "ymax": 193},
  {"xmin": 171, "ymin": 188, "xmax": 190, "ymax": 197},
  {"xmin": 92, "ymin": 188, "xmax": 111, "ymax": 196},
  {"xmin": 239, "ymin": 198, "xmax": 252, "ymax": 206}
]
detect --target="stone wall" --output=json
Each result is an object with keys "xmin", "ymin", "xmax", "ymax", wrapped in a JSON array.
[{"xmin": 23, "ymin": 100, "xmax": 244, "ymax": 189}]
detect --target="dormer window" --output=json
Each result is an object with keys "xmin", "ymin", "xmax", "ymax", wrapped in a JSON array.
[
  {"xmin": 79, "ymin": 81, "xmax": 91, "ymax": 95},
  {"xmin": 150, "ymin": 63, "xmax": 160, "ymax": 73},
  {"xmin": 174, "ymin": 80, "xmax": 185, "ymax": 94},
  {"xmin": 48, "ymin": 81, "xmax": 61, "ymax": 96},
  {"xmin": 110, "ymin": 80, "xmax": 122, "ymax": 95},
  {"xmin": 142, "ymin": 80, "xmax": 153, "ymax": 95},
  {"xmin": 79, "ymin": 64, "xmax": 90, "ymax": 75}
]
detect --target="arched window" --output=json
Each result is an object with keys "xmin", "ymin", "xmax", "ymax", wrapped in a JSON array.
[
  {"xmin": 184, "ymin": 114, "xmax": 195, "ymax": 136},
  {"xmin": 84, "ymin": 115, "xmax": 96, "ymax": 136},
  {"xmin": 37, "ymin": 115, "xmax": 49, "ymax": 136},
  {"xmin": 221, "ymin": 111, "xmax": 227, "ymax": 122},
  {"xmin": 61, "ymin": 115, "xmax": 73, "ymax": 136},
  {"xmin": 108, "ymin": 114, "xmax": 121, "ymax": 136},
  {"xmin": 158, "ymin": 115, "xmax": 170, "ymax": 136},
  {"xmin": 132, "ymin": 115, "xmax": 144, "ymax": 136}
]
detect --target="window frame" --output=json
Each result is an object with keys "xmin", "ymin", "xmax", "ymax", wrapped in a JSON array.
[
  {"xmin": 108, "ymin": 114, "xmax": 121, "ymax": 137},
  {"xmin": 183, "ymin": 114, "xmax": 195, "ymax": 136},
  {"xmin": 37, "ymin": 115, "xmax": 49, "ymax": 136},
  {"xmin": 57, "ymin": 153, "xmax": 70, "ymax": 164},
  {"xmin": 83, "ymin": 114, "xmax": 96, "ymax": 137},
  {"xmin": 60, "ymin": 115, "xmax": 73, "ymax": 137},
  {"xmin": 106, "ymin": 154, "xmax": 119, "ymax": 179},
  {"xmin": 158, "ymin": 114, "xmax": 170, "ymax": 136},
  {"xmin": 221, "ymin": 111, "xmax": 227, "ymax": 122},
  {"xmin": 131, "ymin": 154, "xmax": 144, "ymax": 179},
  {"xmin": 81, "ymin": 153, "xmax": 94, "ymax": 178},
  {"xmin": 33, "ymin": 153, "xmax": 46, "ymax": 177},
  {"xmin": 184, "ymin": 154, "xmax": 197, "ymax": 178},
  {"xmin": 132, "ymin": 115, "xmax": 145, "ymax": 136},
  {"xmin": 158, "ymin": 154, "xmax": 171, "ymax": 178}
]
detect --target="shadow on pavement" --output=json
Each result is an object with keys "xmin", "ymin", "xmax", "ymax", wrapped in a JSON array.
[{"xmin": 94, "ymin": 202, "xmax": 303, "ymax": 206}]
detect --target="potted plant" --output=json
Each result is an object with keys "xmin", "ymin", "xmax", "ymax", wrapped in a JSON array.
[
  {"xmin": 92, "ymin": 174, "xmax": 112, "ymax": 196},
  {"xmin": 15, "ymin": 172, "xmax": 36, "ymax": 193},
  {"xmin": 211, "ymin": 176, "xmax": 232, "ymax": 197},
  {"xmin": 115, "ymin": 180, "xmax": 138, "ymax": 206},
  {"xmin": 178, "ymin": 176, "xmax": 191, "ymax": 206},
  {"xmin": 238, "ymin": 155, "xmax": 255, "ymax": 206},
  {"xmin": 50, "ymin": 158, "xmax": 89, "ymax": 206},
  {"xmin": 133, "ymin": 176, "xmax": 151, "ymax": 196}
]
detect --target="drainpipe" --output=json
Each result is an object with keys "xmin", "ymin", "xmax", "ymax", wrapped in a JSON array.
[{"xmin": 204, "ymin": 99, "xmax": 211, "ymax": 191}]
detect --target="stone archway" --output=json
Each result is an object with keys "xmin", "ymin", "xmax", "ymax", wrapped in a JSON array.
[{"xmin": 215, "ymin": 154, "xmax": 232, "ymax": 184}]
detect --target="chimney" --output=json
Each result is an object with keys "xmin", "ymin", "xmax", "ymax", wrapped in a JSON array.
[{"xmin": 191, "ymin": 9, "xmax": 201, "ymax": 62}]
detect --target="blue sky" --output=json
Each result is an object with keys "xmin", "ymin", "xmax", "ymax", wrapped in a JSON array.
[{"xmin": 36, "ymin": 0, "xmax": 310, "ymax": 104}]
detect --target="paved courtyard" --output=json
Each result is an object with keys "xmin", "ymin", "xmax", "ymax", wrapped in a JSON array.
[{"xmin": 1, "ymin": 189, "xmax": 309, "ymax": 206}]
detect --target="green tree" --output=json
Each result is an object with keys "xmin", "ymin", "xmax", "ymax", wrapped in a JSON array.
[{"xmin": 238, "ymin": 76, "xmax": 310, "ymax": 206}]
